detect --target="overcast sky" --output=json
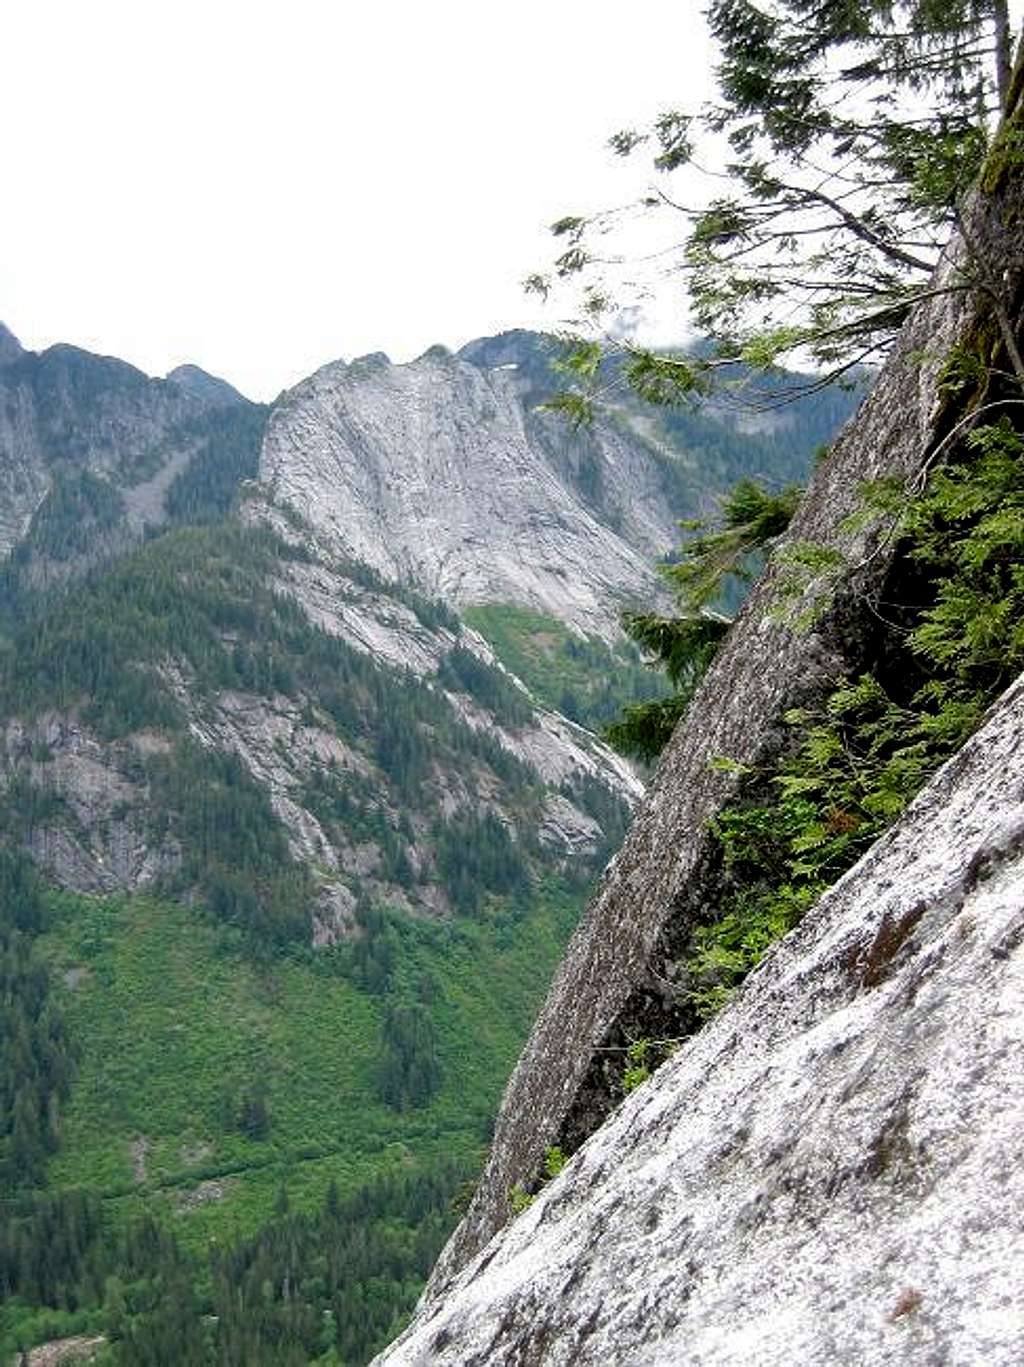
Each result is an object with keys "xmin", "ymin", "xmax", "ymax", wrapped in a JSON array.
[{"xmin": 3, "ymin": 1, "xmax": 715, "ymax": 399}]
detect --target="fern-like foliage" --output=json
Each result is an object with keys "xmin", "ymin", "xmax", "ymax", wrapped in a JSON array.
[
  {"xmin": 684, "ymin": 417, "xmax": 1024, "ymax": 1016},
  {"xmin": 605, "ymin": 478, "xmax": 801, "ymax": 761},
  {"xmin": 664, "ymin": 478, "xmax": 803, "ymax": 612}
]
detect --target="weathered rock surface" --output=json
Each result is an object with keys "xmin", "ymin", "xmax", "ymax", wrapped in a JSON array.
[
  {"xmin": 25, "ymin": 1335, "xmax": 106, "ymax": 1366},
  {"xmin": 377, "ymin": 673, "xmax": 1024, "ymax": 1366},
  {"xmin": 258, "ymin": 339, "xmax": 690, "ymax": 639},
  {"xmin": 423, "ymin": 137, "xmax": 1024, "ymax": 1292},
  {"xmin": 0, "ymin": 713, "xmax": 180, "ymax": 894}
]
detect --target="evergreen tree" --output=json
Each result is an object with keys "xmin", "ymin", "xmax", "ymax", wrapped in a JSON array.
[
  {"xmin": 532, "ymin": 1, "xmax": 1022, "ymax": 409},
  {"xmin": 378, "ymin": 997, "xmax": 442, "ymax": 1109},
  {"xmin": 604, "ymin": 479, "xmax": 799, "ymax": 761}
]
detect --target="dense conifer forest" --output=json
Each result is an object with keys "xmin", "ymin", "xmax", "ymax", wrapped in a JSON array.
[{"xmin": 0, "ymin": 489, "xmax": 609, "ymax": 1361}]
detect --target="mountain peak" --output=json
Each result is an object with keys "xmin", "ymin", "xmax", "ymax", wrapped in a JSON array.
[
  {"xmin": 457, "ymin": 329, "xmax": 551, "ymax": 370},
  {"xmin": 415, "ymin": 342, "xmax": 455, "ymax": 365},
  {"xmin": 0, "ymin": 321, "xmax": 24, "ymax": 366},
  {"xmin": 166, "ymin": 362, "xmax": 248, "ymax": 407},
  {"xmin": 257, "ymin": 344, "xmax": 672, "ymax": 639}
]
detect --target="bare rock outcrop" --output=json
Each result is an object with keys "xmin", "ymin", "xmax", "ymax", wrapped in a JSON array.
[
  {"xmin": 377, "ymin": 672, "xmax": 1024, "ymax": 1365},
  {"xmin": 257, "ymin": 343, "xmax": 686, "ymax": 640},
  {"xmin": 423, "ymin": 112, "xmax": 1024, "ymax": 1296}
]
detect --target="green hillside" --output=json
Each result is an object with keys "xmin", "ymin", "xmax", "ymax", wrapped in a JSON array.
[
  {"xmin": 463, "ymin": 602, "xmax": 671, "ymax": 733},
  {"xmin": 2, "ymin": 865, "xmax": 585, "ymax": 1363},
  {"xmin": 0, "ymin": 507, "xmax": 622, "ymax": 1363}
]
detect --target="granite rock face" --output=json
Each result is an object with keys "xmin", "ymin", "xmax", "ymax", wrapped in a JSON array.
[
  {"xmin": 419, "ymin": 114, "xmax": 1024, "ymax": 1295},
  {"xmin": 258, "ymin": 341, "xmax": 687, "ymax": 640},
  {"xmin": 421, "ymin": 215, "xmax": 985, "ymax": 1291},
  {"xmin": 376, "ymin": 673, "xmax": 1024, "ymax": 1366}
]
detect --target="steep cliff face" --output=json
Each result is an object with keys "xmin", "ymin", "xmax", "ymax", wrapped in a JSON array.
[
  {"xmin": 378, "ymin": 672, "xmax": 1024, "ymax": 1365},
  {"xmin": 257, "ymin": 332, "xmax": 846, "ymax": 641},
  {"xmin": 258, "ymin": 345, "xmax": 670, "ymax": 639},
  {"xmin": 420, "ymin": 239, "xmax": 977, "ymax": 1291},
  {"xmin": 421, "ymin": 102, "xmax": 1024, "ymax": 1297}
]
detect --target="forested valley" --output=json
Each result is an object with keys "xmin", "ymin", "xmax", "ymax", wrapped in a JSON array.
[{"xmin": 6, "ymin": 0, "xmax": 1021, "ymax": 1360}]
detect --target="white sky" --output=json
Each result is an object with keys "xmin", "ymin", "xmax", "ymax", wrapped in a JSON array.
[{"xmin": 2, "ymin": 1, "xmax": 716, "ymax": 400}]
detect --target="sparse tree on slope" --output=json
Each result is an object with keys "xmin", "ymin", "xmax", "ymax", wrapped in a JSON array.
[{"xmin": 534, "ymin": 0, "xmax": 1022, "ymax": 411}]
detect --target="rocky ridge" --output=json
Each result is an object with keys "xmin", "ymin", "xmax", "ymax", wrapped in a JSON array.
[
  {"xmin": 0, "ymin": 321, "xmax": 23, "ymax": 367},
  {"xmin": 258, "ymin": 343, "xmax": 677, "ymax": 640},
  {"xmin": 256, "ymin": 330, "xmax": 857, "ymax": 642},
  {"xmin": 0, "ymin": 338, "xmax": 222, "ymax": 557}
]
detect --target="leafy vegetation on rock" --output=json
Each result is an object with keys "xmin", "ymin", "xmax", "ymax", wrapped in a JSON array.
[
  {"xmin": 684, "ymin": 416, "xmax": 1024, "ymax": 1015},
  {"xmin": 603, "ymin": 478, "xmax": 801, "ymax": 762}
]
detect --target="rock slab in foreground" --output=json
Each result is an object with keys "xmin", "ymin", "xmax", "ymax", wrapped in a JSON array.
[
  {"xmin": 423, "ymin": 135, "xmax": 1024, "ymax": 1284},
  {"xmin": 376, "ymin": 675, "xmax": 1024, "ymax": 1365}
]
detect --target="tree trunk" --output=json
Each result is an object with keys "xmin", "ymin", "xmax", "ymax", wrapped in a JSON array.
[{"xmin": 994, "ymin": 0, "xmax": 1012, "ymax": 113}]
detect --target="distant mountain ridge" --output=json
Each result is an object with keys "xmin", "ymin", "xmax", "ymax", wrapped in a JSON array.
[
  {"xmin": 258, "ymin": 343, "xmax": 668, "ymax": 640},
  {"xmin": 0, "ymin": 325, "xmax": 665, "ymax": 919},
  {"xmin": 0, "ymin": 323, "xmax": 861, "ymax": 913},
  {"xmin": 0, "ymin": 321, "xmax": 22, "ymax": 366},
  {"xmin": 0, "ymin": 323, "xmax": 858, "ymax": 625},
  {"xmin": 258, "ymin": 329, "xmax": 858, "ymax": 639},
  {"xmin": 0, "ymin": 332, "xmax": 255, "ymax": 563},
  {"xmin": 166, "ymin": 361, "xmax": 249, "ymax": 408}
]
